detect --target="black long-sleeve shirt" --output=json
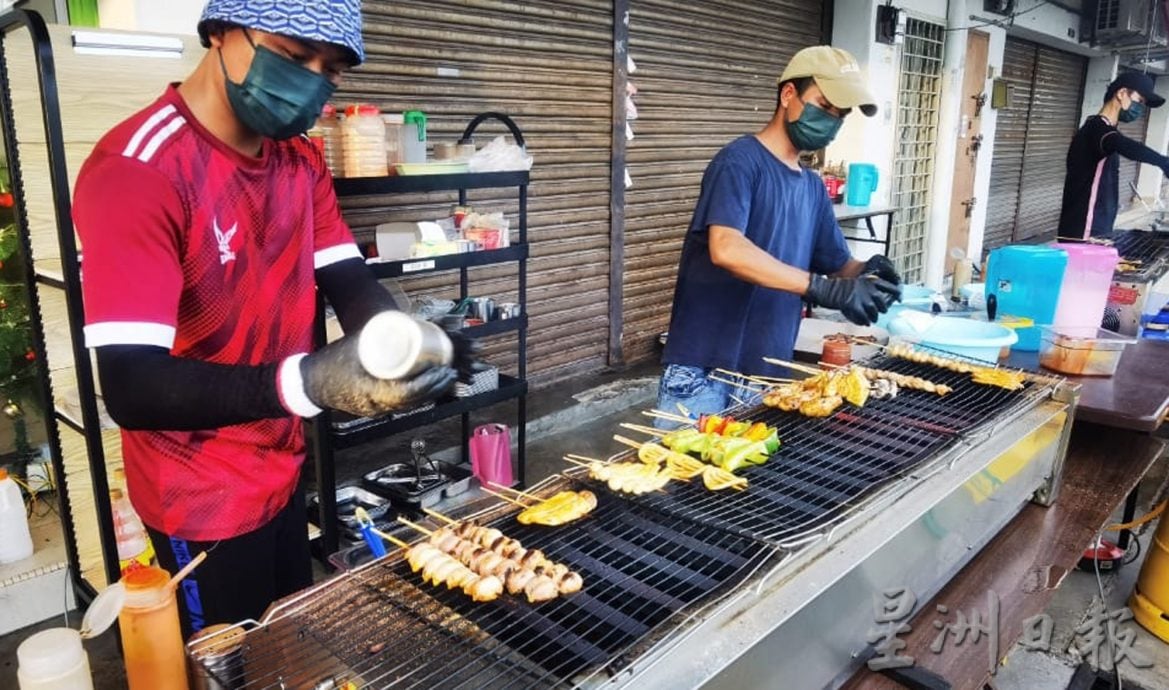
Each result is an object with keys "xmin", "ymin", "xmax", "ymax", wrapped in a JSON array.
[{"xmin": 1059, "ymin": 115, "xmax": 1169, "ymax": 237}]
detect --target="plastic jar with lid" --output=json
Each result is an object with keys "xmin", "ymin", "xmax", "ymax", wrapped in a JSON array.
[
  {"xmin": 0, "ymin": 466, "xmax": 33, "ymax": 564},
  {"xmin": 316, "ymin": 104, "xmax": 344, "ymax": 178},
  {"xmin": 119, "ymin": 566, "xmax": 188, "ymax": 690},
  {"xmin": 342, "ymin": 103, "xmax": 388, "ymax": 178},
  {"xmin": 17, "ymin": 628, "xmax": 94, "ymax": 690},
  {"xmin": 382, "ymin": 113, "xmax": 404, "ymax": 168}
]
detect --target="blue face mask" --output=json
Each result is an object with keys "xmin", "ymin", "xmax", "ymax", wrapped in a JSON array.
[
  {"xmin": 1120, "ymin": 100, "xmax": 1145, "ymax": 123},
  {"xmin": 785, "ymin": 96, "xmax": 844, "ymax": 151},
  {"xmin": 219, "ymin": 31, "xmax": 337, "ymax": 140}
]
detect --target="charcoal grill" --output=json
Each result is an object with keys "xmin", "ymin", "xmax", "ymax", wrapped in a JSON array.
[
  {"xmin": 191, "ymin": 353, "xmax": 1077, "ymax": 690},
  {"xmin": 574, "ymin": 353, "xmax": 1058, "ymax": 547},
  {"xmin": 189, "ymin": 478, "xmax": 773, "ymax": 689}
]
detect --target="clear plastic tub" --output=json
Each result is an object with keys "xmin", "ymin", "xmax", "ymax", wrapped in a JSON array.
[{"xmin": 1038, "ymin": 326, "xmax": 1136, "ymax": 376}]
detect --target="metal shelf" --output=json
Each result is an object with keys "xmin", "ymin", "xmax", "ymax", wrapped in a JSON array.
[
  {"xmin": 333, "ymin": 170, "xmax": 529, "ymax": 196},
  {"xmin": 463, "ymin": 314, "xmax": 526, "ymax": 339},
  {"xmin": 367, "ymin": 244, "xmax": 527, "ymax": 279},
  {"xmin": 328, "ymin": 375, "xmax": 527, "ymax": 449}
]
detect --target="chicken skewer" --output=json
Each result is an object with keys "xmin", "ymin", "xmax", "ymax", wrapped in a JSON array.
[
  {"xmin": 398, "ymin": 517, "xmax": 568, "ymax": 603},
  {"xmin": 418, "ymin": 514, "xmax": 585, "ymax": 597},
  {"xmin": 450, "ymin": 521, "xmax": 584, "ymax": 599},
  {"xmin": 884, "ymin": 343, "xmax": 1025, "ymax": 391},
  {"xmin": 364, "ymin": 524, "xmax": 503, "ymax": 602}
]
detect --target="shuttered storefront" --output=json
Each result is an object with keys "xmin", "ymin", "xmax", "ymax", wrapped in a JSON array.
[
  {"xmin": 337, "ymin": 0, "xmax": 613, "ymax": 384},
  {"xmin": 984, "ymin": 38, "xmax": 1086, "ymax": 251},
  {"xmin": 620, "ymin": 0, "xmax": 826, "ymax": 364}
]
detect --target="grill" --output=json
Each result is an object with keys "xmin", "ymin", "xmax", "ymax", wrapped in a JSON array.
[
  {"xmin": 1102, "ymin": 229, "xmax": 1169, "ymax": 279},
  {"xmin": 192, "ymin": 478, "xmax": 773, "ymax": 689},
  {"xmin": 572, "ymin": 354, "xmax": 1060, "ymax": 547}
]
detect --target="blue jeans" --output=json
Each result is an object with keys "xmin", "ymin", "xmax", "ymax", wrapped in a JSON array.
[{"xmin": 654, "ymin": 364, "xmax": 756, "ymax": 429}]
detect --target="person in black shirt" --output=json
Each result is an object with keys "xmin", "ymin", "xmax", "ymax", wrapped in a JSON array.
[{"xmin": 1059, "ymin": 72, "xmax": 1168, "ymax": 237}]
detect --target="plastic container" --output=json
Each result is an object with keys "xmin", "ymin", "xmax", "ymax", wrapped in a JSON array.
[
  {"xmin": 846, "ymin": 163, "xmax": 878, "ymax": 206},
  {"xmin": 470, "ymin": 423, "xmax": 513, "ymax": 488},
  {"xmin": 401, "ymin": 110, "xmax": 427, "ymax": 164},
  {"xmin": 111, "ymin": 488, "xmax": 152, "ymax": 574},
  {"xmin": 1051, "ymin": 243, "xmax": 1120, "ymax": 337},
  {"xmin": 342, "ymin": 104, "xmax": 388, "ymax": 178},
  {"xmin": 17, "ymin": 628, "xmax": 93, "ymax": 690},
  {"xmin": 119, "ymin": 566, "xmax": 188, "ymax": 690},
  {"xmin": 382, "ymin": 113, "xmax": 403, "ymax": 168},
  {"xmin": 315, "ymin": 104, "xmax": 343, "ymax": 178},
  {"xmin": 984, "ymin": 245, "xmax": 1069, "ymax": 351},
  {"xmin": 887, "ymin": 315, "xmax": 1018, "ymax": 363},
  {"xmin": 357, "ymin": 311, "xmax": 453, "ymax": 380},
  {"xmin": 1039, "ymin": 326, "xmax": 1135, "ymax": 376},
  {"xmin": 0, "ymin": 467, "xmax": 33, "ymax": 564}
]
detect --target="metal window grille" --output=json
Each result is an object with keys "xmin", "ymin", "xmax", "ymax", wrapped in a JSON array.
[{"xmin": 890, "ymin": 18, "xmax": 945, "ymax": 283}]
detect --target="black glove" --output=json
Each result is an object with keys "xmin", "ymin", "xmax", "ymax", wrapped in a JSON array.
[
  {"xmin": 806, "ymin": 274, "xmax": 902, "ymax": 326},
  {"xmin": 443, "ymin": 327, "xmax": 483, "ymax": 384},
  {"xmin": 298, "ymin": 334, "xmax": 457, "ymax": 418},
  {"xmin": 863, "ymin": 255, "xmax": 902, "ymax": 286}
]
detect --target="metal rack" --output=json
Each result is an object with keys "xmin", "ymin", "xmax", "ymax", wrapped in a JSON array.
[
  {"xmin": 311, "ymin": 112, "xmax": 530, "ymax": 558},
  {"xmin": 0, "ymin": 8, "xmax": 112, "ymax": 599}
]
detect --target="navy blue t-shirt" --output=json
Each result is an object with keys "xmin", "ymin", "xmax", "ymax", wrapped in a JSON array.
[{"xmin": 662, "ymin": 135, "xmax": 851, "ymax": 376}]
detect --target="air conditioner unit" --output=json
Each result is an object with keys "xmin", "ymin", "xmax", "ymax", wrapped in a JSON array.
[{"xmin": 1095, "ymin": 0, "xmax": 1166, "ymax": 45}]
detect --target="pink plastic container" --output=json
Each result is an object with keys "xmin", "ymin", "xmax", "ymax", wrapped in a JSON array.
[{"xmin": 1051, "ymin": 243, "xmax": 1119, "ymax": 337}]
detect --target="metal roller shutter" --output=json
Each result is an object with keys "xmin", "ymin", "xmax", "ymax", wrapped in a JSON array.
[
  {"xmin": 621, "ymin": 0, "xmax": 826, "ymax": 365},
  {"xmin": 1015, "ymin": 44, "xmax": 1086, "ymax": 242},
  {"xmin": 1116, "ymin": 71, "xmax": 1152, "ymax": 213},
  {"xmin": 984, "ymin": 38, "xmax": 1086, "ymax": 251},
  {"xmin": 984, "ymin": 39, "xmax": 1037, "ymax": 252},
  {"xmin": 336, "ymin": 0, "xmax": 613, "ymax": 384}
]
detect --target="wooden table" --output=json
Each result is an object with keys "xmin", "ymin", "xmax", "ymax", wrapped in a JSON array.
[
  {"xmin": 835, "ymin": 204, "xmax": 895, "ymax": 256},
  {"xmin": 1007, "ymin": 339, "xmax": 1169, "ymax": 433},
  {"xmin": 842, "ymin": 423, "xmax": 1165, "ymax": 690}
]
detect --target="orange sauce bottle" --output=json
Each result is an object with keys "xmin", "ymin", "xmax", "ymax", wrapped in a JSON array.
[{"xmin": 118, "ymin": 566, "xmax": 188, "ymax": 689}]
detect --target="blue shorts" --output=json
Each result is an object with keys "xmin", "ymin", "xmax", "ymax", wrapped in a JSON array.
[{"xmin": 654, "ymin": 364, "xmax": 759, "ymax": 429}]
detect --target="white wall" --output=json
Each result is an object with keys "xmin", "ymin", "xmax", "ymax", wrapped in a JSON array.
[
  {"xmin": 98, "ymin": 0, "xmax": 202, "ymax": 35},
  {"xmin": 830, "ymin": 0, "xmax": 1114, "ymax": 286}
]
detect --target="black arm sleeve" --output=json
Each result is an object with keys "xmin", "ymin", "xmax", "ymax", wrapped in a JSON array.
[
  {"xmin": 96, "ymin": 345, "xmax": 288, "ymax": 430},
  {"xmin": 315, "ymin": 257, "xmax": 400, "ymax": 334},
  {"xmin": 1102, "ymin": 131, "xmax": 1169, "ymax": 169}
]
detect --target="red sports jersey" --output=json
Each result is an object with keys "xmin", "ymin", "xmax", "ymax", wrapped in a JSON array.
[{"xmin": 73, "ymin": 85, "xmax": 360, "ymax": 541}]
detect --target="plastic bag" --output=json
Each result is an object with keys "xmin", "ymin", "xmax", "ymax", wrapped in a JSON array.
[
  {"xmin": 468, "ymin": 135, "xmax": 533, "ymax": 172},
  {"xmin": 469, "ymin": 423, "xmax": 513, "ymax": 487}
]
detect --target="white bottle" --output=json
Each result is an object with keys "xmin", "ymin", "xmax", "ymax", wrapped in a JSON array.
[
  {"xmin": 0, "ymin": 467, "xmax": 34, "ymax": 564},
  {"xmin": 17, "ymin": 628, "xmax": 94, "ymax": 690}
]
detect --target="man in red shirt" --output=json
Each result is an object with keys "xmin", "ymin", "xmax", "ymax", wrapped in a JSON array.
[{"xmin": 72, "ymin": 0, "xmax": 465, "ymax": 637}]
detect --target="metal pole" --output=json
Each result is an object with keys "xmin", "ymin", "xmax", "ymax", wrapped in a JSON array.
[{"xmin": 607, "ymin": 0, "xmax": 630, "ymax": 368}]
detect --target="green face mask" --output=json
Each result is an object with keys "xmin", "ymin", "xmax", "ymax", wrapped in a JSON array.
[
  {"xmin": 219, "ymin": 32, "xmax": 337, "ymax": 140},
  {"xmin": 785, "ymin": 96, "xmax": 844, "ymax": 151},
  {"xmin": 1119, "ymin": 100, "xmax": 1145, "ymax": 123}
]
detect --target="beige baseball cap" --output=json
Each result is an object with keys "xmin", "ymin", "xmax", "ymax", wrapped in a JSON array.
[{"xmin": 780, "ymin": 46, "xmax": 878, "ymax": 117}]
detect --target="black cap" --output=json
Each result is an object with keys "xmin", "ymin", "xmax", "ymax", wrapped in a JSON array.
[{"xmin": 1106, "ymin": 72, "xmax": 1165, "ymax": 108}]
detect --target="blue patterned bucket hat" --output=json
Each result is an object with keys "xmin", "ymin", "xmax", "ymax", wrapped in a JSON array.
[{"xmin": 198, "ymin": 0, "xmax": 365, "ymax": 65}]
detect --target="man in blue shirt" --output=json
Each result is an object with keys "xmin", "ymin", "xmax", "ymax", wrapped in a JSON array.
[{"xmin": 658, "ymin": 46, "xmax": 901, "ymax": 419}]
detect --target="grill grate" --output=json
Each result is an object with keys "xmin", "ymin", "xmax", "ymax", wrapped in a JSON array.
[
  {"xmin": 194, "ymin": 478, "xmax": 773, "ymax": 689},
  {"xmin": 1102, "ymin": 229, "xmax": 1169, "ymax": 278},
  {"xmin": 572, "ymin": 354, "xmax": 1058, "ymax": 546}
]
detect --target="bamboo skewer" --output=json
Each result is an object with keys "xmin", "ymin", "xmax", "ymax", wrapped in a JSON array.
[
  {"xmin": 562, "ymin": 456, "xmax": 592, "ymax": 468},
  {"xmin": 619, "ymin": 422, "xmax": 662, "ymax": 436},
  {"xmin": 423, "ymin": 508, "xmax": 458, "ymax": 525},
  {"xmin": 643, "ymin": 409, "xmax": 693, "ymax": 424},
  {"xmin": 613, "ymin": 434, "xmax": 647, "ymax": 450},
  {"xmin": 747, "ymin": 374, "xmax": 796, "ymax": 384},
  {"xmin": 397, "ymin": 517, "xmax": 435, "ymax": 536},
  {"xmin": 370, "ymin": 527, "xmax": 409, "ymax": 549},
  {"xmin": 762, "ymin": 356, "xmax": 822, "ymax": 376},
  {"xmin": 708, "ymin": 373, "xmax": 764, "ymax": 391},
  {"xmin": 167, "ymin": 551, "xmax": 207, "ymax": 591},
  {"xmin": 565, "ymin": 453, "xmax": 603, "ymax": 464},
  {"xmin": 479, "ymin": 486, "xmax": 528, "ymax": 507},
  {"xmin": 488, "ymin": 482, "xmax": 543, "ymax": 502}
]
